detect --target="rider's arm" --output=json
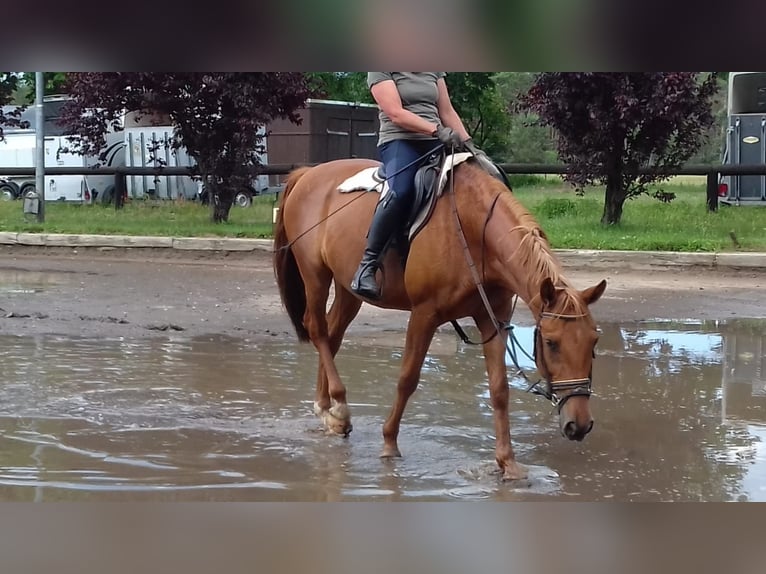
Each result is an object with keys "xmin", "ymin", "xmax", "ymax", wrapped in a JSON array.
[
  {"xmin": 435, "ymin": 78, "xmax": 471, "ymax": 142},
  {"xmin": 370, "ymin": 80, "xmax": 440, "ymax": 136}
]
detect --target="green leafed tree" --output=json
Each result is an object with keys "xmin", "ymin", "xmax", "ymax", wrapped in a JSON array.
[
  {"xmin": 310, "ymin": 72, "xmax": 514, "ymax": 159},
  {"xmin": 443, "ymin": 73, "xmax": 511, "ymax": 159},
  {"xmin": 307, "ymin": 73, "xmax": 374, "ymax": 104},
  {"xmin": 494, "ymin": 72, "xmax": 558, "ymax": 164},
  {"xmin": 20, "ymin": 73, "xmax": 69, "ymax": 101}
]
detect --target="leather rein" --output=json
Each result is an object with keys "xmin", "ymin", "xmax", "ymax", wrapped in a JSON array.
[{"xmin": 445, "ymin": 151, "xmax": 593, "ymax": 412}]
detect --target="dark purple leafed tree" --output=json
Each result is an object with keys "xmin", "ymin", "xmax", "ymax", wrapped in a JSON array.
[
  {"xmin": 59, "ymin": 73, "xmax": 313, "ymax": 222},
  {"xmin": 521, "ymin": 73, "xmax": 719, "ymax": 225}
]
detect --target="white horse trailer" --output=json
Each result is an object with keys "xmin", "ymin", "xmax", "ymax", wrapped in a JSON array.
[
  {"xmin": 719, "ymin": 72, "xmax": 766, "ymax": 206},
  {"xmin": 1, "ymin": 96, "xmax": 271, "ymax": 206},
  {"xmin": 123, "ymin": 113, "xmax": 270, "ymax": 206},
  {"xmin": 0, "ymin": 96, "xmax": 124, "ymax": 203}
]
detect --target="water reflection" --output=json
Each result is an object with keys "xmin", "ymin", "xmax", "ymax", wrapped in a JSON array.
[
  {"xmin": 0, "ymin": 267, "xmax": 62, "ymax": 295},
  {"xmin": 0, "ymin": 318, "xmax": 764, "ymax": 501}
]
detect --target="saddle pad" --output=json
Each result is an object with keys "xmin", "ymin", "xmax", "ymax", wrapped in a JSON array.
[{"xmin": 337, "ymin": 167, "xmax": 389, "ymax": 197}]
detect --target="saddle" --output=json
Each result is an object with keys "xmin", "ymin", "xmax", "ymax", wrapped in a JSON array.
[{"xmin": 337, "ymin": 150, "xmax": 512, "ymax": 264}]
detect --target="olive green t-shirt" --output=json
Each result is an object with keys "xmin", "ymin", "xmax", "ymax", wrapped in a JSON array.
[{"xmin": 367, "ymin": 72, "xmax": 446, "ymax": 146}]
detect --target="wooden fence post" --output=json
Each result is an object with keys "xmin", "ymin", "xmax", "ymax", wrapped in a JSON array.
[
  {"xmin": 114, "ymin": 170, "xmax": 127, "ymax": 210},
  {"xmin": 706, "ymin": 170, "xmax": 719, "ymax": 213}
]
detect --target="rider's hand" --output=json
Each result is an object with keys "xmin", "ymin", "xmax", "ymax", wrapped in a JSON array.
[{"xmin": 432, "ymin": 125, "xmax": 464, "ymax": 149}]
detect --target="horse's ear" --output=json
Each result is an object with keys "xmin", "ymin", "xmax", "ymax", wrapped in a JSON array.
[
  {"xmin": 540, "ymin": 277, "xmax": 557, "ymax": 308},
  {"xmin": 581, "ymin": 279, "xmax": 607, "ymax": 306}
]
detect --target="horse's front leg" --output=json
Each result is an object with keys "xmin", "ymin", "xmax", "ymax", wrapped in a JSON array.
[
  {"xmin": 474, "ymin": 312, "xmax": 528, "ymax": 481},
  {"xmin": 380, "ymin": 308, "xmax": 438, "ymax": 459}
]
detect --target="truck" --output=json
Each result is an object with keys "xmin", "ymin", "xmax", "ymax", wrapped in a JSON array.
[
  {"xmin": 0, "ymin": 95, "xmax": 123, "ymax": 203},
  {"xmin": 718, "ymin": 72, "xmax": 766, "ymax": 207},
  {"xmin": 0, "ymin": 98, "xmax": 270, "ymax": 206}
]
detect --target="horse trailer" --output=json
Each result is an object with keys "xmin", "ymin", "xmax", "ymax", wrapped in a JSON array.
[
  {"xmin": 122, "ymin": 111, "xmax": 270, "ymax": 205},
  {"xmin": 719, "ymin": 72, "xmax": 766, "ymax": 207},
  {"xmin": 1, "ymin": 96, "xmax": 381, "ymax": 205},
  {"xmin": 0, "ymin": 96, "xmax": 123, "ymax": 203}
]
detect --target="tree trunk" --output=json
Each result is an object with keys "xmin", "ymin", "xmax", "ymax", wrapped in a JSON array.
[
  {"xmin": 601, "ymin": 173, "xmax": 625, "ymax": 225},
  {"xmin": 209, "ymin": 184, "xmax": 233, "ymax": 223}
]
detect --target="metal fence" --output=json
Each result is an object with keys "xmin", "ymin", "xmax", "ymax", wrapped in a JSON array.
[{"xmin": 3, "ymin": 163, "xmax": 766, "ymax": 212}]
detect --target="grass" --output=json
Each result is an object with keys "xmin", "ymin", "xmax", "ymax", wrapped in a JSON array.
[
  {"xmin": 0, "ymin": 195, "xmax": 279, "ymax": 239},
  {"xmin": 514, "ymin": 181, "xmax": 766, "ymax": 252},
  {"xmin": 0, "ymin": 180, "xmax": 764, "ymax": 252}
]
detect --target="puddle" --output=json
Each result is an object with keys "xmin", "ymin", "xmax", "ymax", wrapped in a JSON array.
[
  {"xmin": 0, "ymin": 268, "xmax": 64, "ymax": 296},
  {"xmin": 0, "ymin": 319, "xmax": 765, "ymax": 501}
]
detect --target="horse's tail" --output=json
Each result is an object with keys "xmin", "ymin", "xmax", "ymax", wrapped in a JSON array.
[{"xmin": 273, "ymin": 166, "xmax": 313, "ymax": 343}]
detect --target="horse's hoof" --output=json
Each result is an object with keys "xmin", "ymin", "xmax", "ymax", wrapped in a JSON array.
[
  {"xmin": 321, "ymin": 413, "xmax": 352, "ymax": 437},
  {"xmin": 316, "ymin": 402, "xmax": 352, "ymax": 437},
  {"xmin": 501, "ymin": 461, "xmax": 529, "ymax": 482},
  {"xmin": 380, "ymin": 445, "xmax": 402, "ymax": 459},
  {"xmin": 329, "ymin": 402, "xmax": 350, "ymax": 422}
]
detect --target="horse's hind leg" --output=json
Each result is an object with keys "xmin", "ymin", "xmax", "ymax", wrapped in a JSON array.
[{"xmin": 314, "ymin": 281, "xmax": 362, "ymax": 435}]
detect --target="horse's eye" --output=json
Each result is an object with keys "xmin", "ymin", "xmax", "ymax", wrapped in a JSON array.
[{"xmin": 545, "ymin": 339, "xmax": 558, "ymax": 351}]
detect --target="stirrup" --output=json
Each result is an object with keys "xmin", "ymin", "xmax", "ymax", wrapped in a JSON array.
[{"xmin": 350, "ymin": 261, "xmax": 382, "ymax": 299}]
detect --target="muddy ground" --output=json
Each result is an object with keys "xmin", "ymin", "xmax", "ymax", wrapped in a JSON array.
[{"xmin": 1, "ymin": 245, "xmax": 765, "ymax": 342}]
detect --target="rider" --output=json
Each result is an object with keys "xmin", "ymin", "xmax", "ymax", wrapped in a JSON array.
[{"xmin": 350, "ymin": 72, "xmax": 473, "ymax": 301}]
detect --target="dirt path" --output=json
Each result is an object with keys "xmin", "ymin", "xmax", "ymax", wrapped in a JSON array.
[{"xmin": 1, "ymin": 245, "xmax": 765, "ymax": 341}]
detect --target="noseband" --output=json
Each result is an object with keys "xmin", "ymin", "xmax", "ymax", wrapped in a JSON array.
[{"xmin": 529, "ymin": 311, "xmax": 593, "ymax": 413}]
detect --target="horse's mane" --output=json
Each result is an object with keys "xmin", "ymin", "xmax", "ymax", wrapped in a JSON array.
[{"xmin": 486, "ymin": 174, "xmax": 586, "ymax": 314}]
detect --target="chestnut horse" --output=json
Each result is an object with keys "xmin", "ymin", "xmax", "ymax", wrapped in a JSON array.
[{"xmin": 273, "ymin": 157, "xmax": 606, "ymax": 480}]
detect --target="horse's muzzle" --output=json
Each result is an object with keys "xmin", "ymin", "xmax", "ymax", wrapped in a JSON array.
[{"xmin": 562, "ymin": 419, "xmax": 594, "ymax": 442}]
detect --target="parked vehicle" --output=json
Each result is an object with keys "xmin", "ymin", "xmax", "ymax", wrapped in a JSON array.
[
  {"xmin": 0, "ymin": 95, "xmax": 124, "ymax": 203},
  {"xmin": 123, "ymin": 111, "xmax": 270, "ymax": 206},
  {"xmin": 718, "ymin": 72, "xmax": 766, "ymax": 207},
  {"xmin": 0, "ymin": 96, "xmax": 381, "ymax": 206}
]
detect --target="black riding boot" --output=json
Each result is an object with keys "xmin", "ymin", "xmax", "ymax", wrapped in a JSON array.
[{"xmin": 350, "ymin": 193, "xmax": 406, "ymax": 300}]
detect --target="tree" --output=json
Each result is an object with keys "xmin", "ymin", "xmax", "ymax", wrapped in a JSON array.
[
  {"xmin": 521, "ymin": 73, "xmax": 719, "ymax": 225},
  {"xmin": 494, "ymin": 72, "xmax": 558, "ymax": 164},
  {"xmin": 444, "ymin": 73, "xmax": 512, "ymax": 159},
  {"xmin": 308, "ymin": 73, "xmax": 373, "ymax": 104},
  {"xmin": 309, "ymin": 72, "xmax": 513, "ymax": 159},
  {"xmin": 59, "ymin": 73, "xmax": 313, "ymax": 222},
  {"xmin": 17, "ymin": 73, "xmax": 69, "ymax": 102},
  {"xmin": 689, "ymin": 73, "xmax": 729, "ymax": 164},
  {"xmin": 0, "ymin": 73, "xmax": 27, "ymax": 140}
]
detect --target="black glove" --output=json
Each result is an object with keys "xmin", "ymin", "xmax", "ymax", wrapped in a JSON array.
[
  {"xmin": 433, "ymin": 125, "xmax": 464, "ymax": 149},
  {"xmin": 463, "ymin": 138, "xmax": 512, "ymax": 190},
  {"xmin": 463, "ymin": 138, "xmax": 484, "ymax": 157}
]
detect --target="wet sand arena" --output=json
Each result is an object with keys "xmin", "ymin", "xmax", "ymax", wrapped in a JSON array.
[{"xmin": 1, "ymin": 249, "xmax": 765, "ymax": 501}]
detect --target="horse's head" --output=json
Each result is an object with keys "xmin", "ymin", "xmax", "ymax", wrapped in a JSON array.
[{"xmin": 534, "ymin": 277, "xmax": 607, "ymax": 442}]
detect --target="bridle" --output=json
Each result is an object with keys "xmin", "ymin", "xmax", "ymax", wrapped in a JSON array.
[
  {"xmin": 445, "ymin": 149, "xmax": 595, "ymax": 413},
  {"xmin": 529, "ymin": 311, "xmax": 594, "ymax": 412}
]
